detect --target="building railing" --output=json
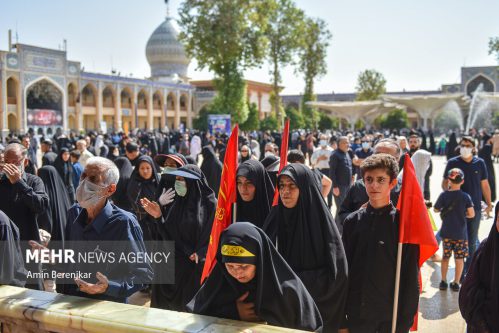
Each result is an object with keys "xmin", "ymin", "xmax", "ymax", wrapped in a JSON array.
[{"xmin": 0, "ymin": 286, "xmax": 308, "ymax": 333}]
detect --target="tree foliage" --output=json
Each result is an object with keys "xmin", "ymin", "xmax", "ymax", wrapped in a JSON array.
[
  {"xmin": 285, "ymin": 105, "xmax": 305, "ymax": 129},
  {"xmin": 379, "ymin": 109, "xmax": 408, "ymax": 129},
  {"xmin": 193, "ymin": 105, "xmax": 220, "ymax": 131},
  {"xmin": 240, "ymin": 102, "xmax": 260, "ymax": 131},
  {"xmin": 260, "ymin": 113, "xmax": 279, "ymax": 131},
  {"xmin": 178, "ymin": 0, "xmax": 270, "ymax": 123},
  {"xmin": 318, "ymin": 113, "xmax": 338, "ymax": 130},
  {"xmin": 488, "ymin": 37, "xmax": 499, "ymax": 62},
  {"xmin": 266, "ymin": 0, "xmax": 305, "ymax": 128},
  {"xmin": 355, "ymin": 69, "xmax": 387, "ymax": 101},
  {"xmin": 297, "ymin": 17, "xmax": 331, "ymax": 129}
]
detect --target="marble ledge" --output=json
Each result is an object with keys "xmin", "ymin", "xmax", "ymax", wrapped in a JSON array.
[{"xmin": 0, "ymin": 286, "xmax": 309, "ymax": 333}]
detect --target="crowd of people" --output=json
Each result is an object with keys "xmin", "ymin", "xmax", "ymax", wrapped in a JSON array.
[{"xmin": 0, "ymin": 125, "xmax": 499, "ymax": 332}]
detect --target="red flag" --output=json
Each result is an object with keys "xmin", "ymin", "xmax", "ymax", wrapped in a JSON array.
[
  {"xmin": 396, "ymin": 153, "xmax": 438, "ymax": 331},
  {"xmin": 200, "ymin": 125, "xmax": 239, "ymax": 284},
  {"xmin": 272, "ymin": 119, "xmax": 290, "ymax": 206}
]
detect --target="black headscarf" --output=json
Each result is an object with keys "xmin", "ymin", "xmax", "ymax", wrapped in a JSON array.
[
  {"xmin": 112, "ymin": 157, "xmax": 134, "ymax": 211},
  {"xmin": 459, "ymin": 203, "xmax": 499, "ymax": 332},
  {"xmin": 263, "ymin": 163, "xmax": 348, "ymax": 332},
  {"xmin": 154, "ymin": 153, "xmax": 187, "ymax": 216},
  {"xmin": 151, "ymin": 164, "xmax": 217, "ymax": 311},
  {"xmin": 236, "ymin": 159, "xmax": 274, "ymax": 228},
  {"xmin": 0, "ymin": 210, "xmax": 27, "ymax": 286},
  {"xmin": 260, "ymin": 155, "xmax": 280, "ymax": 188},
  {"xmin": 187, "ymin": 222, "xmax": 323, "ymax": 331},
  {"xmin": 37, "ymin": 166, "xmax": 72, "ymax": 245},
  {"xmin": 127, "ymin": 156, "xmax": 160, "ymax": 228},
  {"xmin": 200, "ymin": 145, "xmax": 222, "ymax": 195},
  {"xmin": 447, "ymin": 132, "xmax": 458, "ymax": 160},
  {"xmin": 53, "ymin": 148, "xmax": 75, "ymax": 203}
]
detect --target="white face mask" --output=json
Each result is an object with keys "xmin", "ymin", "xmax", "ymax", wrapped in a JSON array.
[
  {"xmin": 319, "ymin": 140, "xmax": 328, "ymax": 147},
  {"xmin": 76, "ymin": 178, "xmax": 107, "ymax": 209},
  {"xmin": 264, "ymin": 151, "xmax": 274, "ymax": 158},
  {"xmin": 362, "ymin": 142, "xmax": 371, "ymax": 149},
  {"xmin": 460, "ymin": 147, "xmax": 473, "ymax": 159}
]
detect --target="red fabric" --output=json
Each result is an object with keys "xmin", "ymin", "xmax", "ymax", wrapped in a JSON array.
[
  {"xmin": 200, "ymin": 125, "xmax": 239, "ymax": 284},
  {"xmin": 396, "ymin": 153, "xmax": 438, "ymax": 330},
  {"xmin": 272, "ymin": 119, "xmax": 290, "ymax": 206}
]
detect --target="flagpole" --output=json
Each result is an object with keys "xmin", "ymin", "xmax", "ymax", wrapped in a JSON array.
[
  {"xmin": 232, "ymin": 203, "xmax": 237, "ymax": 224},
  {"xmin": 391, "ymin": 242, "xmax": 403, "ymax": 333}
]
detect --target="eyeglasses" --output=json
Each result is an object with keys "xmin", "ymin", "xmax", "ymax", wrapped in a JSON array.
[{"xmin": 364, "ymin": 176, "xmax": 389, "ymax": 185}]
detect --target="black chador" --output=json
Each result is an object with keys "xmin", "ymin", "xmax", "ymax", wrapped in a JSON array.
[
  {"xmin": 0, "ymin": 210, "xmax": 27, "ymax": 286},
  {"xmin": 263, "ymin": 163, "xmax": 348, "ymax": 332},
  {"xmin": 200, "ymin": 145, "xmax": 222, "ymax": 195},
  {"xmin": 342, "ymin": 203, "xmax": 419, "ymax": 333},
  {"xmin": 151, "ymin": 165, "xmax": 216, "ymax": 311},
  {"xmin": 236, "ymin": 159, "xmax": 275, "ymax": 228},
  {"xmin": 187, "ymin": 222, "xmax": 323, "ymax": 332}
]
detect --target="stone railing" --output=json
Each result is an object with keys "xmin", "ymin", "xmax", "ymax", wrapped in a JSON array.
[{"xmin": 0, "ymin": 286, "xmax": 308, "ymax": 333}]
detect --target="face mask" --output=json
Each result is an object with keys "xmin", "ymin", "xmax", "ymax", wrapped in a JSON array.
[
  {"xmin": 76, "ymin": 178, "xmax": 107, "ymax": 209},
  {"xmin": 460, "ymin": 147, "xmax": 473, "ymax": 159},
  {"xmin": 319, "ymin": 140, "xmax": 327, "ymax": 147},
  {"xmin": 264, "ymin": 151, "xmax": 274, "ymax": 158},
  {"xmin": 362, "ymin": 142, "xmax": 370, "ymax": 149},
  {"xmin": 175, "ymin": 180, "xmax": 187, "ymax": 197},
  {"xmin": 161, "ymin": 166, "xmax": 176, "ymax": 175}
]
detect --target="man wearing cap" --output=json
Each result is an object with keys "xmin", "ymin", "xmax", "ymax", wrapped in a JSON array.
[
  {"xmin": 125, "ymin": 142, "xmax": 142, "ymax": 168},
  {"xmin": 41, "ymin": 139, "xmax": 57, "ymax": 167}
]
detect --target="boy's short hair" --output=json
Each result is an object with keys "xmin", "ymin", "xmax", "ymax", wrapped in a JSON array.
[
  {"xmin": 459, "ymin": 136, "xmax": 476, "ymax": 147},
  {"xmin": 287, "ymin": 149, "xmax": 305, "ymax": 164},
  {"xmin": 360, "ymin": 153, "xmax": 399, "ymax": 181},
  {"xmin": 447, "ymin": 168, "xmax": 464, "ymax": 184},
  {"xmin": 70, "ymin": 150, "xmax": 81, "ymax": 160}
]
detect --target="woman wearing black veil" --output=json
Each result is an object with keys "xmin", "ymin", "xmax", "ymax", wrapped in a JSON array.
[
  {"xmin": 142, "ymin": 165, "xmax": 216, "ymax": 311},
  {"xmin": 187, "ymin": 222, "xmax": 323, "ymax": 332},
  {"xmin": 53, "ymin": 148, "xmax": 75, "ymax": 203},
  {"xmin": 236, "ymin": 159, "xmax": 274, "ymax": 228},
  {"xmin": 459, "ymin": 203, "xmax": 499, "ymax": 332},
  {"xmin": 153, "ymin": 153, "xmax": 187, "ymax": 215},
  {"xmin": 200, "ymin": 145, "xmax": 222, "ymax": 195},
  {"xmin": 446, "ymin": 132, "xmax": 459, "ymax": 160},
  {"xmin": 478, "ymin": 139, "xmax": 496, "ymax": 202},
  {"xmin": 112, "ymin": 157, "xmax": 134, "ymax": 211},
  {"xmin": 263, "ymin": 163, "xmax": 348, "ymax": 332}
]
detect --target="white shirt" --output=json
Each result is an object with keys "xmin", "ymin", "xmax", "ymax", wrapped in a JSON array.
[
  {"xmin": 79, "ymin": 149, "xmax": 94, "ymax": 168},
  {"xmin": 311, "ymin": 147, "xmax": 333, "ymax": 170}
]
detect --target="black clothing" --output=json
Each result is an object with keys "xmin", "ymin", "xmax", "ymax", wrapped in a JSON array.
[
  {"xmin": 260, "ymin": 155, "xmax": 280, "ymax": 188},
  {"xmin": 151, "ymin": 165, "xmax": 217, "ymax": 311},
  {"xmin": 38, "ymin": 166, "xmax": 72, "ymax": 245},
  {"xmin": 53, "ymin": 148, "xmax": 75, "ymax": 203},
  {"xmin": 0, "ymin": 210, "xmax": 27, "ymax": 287},
  {"xmin": 187, "ymin": 222, "xmax": 323, "ymax": 332},
  {"xmin": 236, "ymin": 159, "xmax": 275, "ymax": 228},
  {"xmin": 479, "ymin": 144, "xmax": 496, "ymax": 202},
  {"xmin": 459, "ymin": 204, "xmax": 499, "ymax": 333},
  {"xmin": 342, "ymin": 204, "xmax": 420, "ymax": 332},
  {"xmin": 338, "ymin": 178, "xmax": 402, "ymax": 231},
  {"xmin": 42, "ymin": 151, "xmax": 57, "ymax": 166},
  {"xmin": 111, "ymin": 157, "xmax": 134, "ymax": 211},
  {"xmin": 329, "ymin": 149, "xmax": 353, "ymax": 187},
  {"xmin": 154, "ymin": 153, "xmax": 187, "ymax": 217},
  {"xmin": 446, "ymin": 133, "xmax": 459, "ymax": 160},
  {"xmin": 127, "ymin": 156, "xmax": 159, "ymax": 241},
  {"xmin": 263, "ymin": 163, "xmax": 348, "ymax": 332},
  {"xmin": 200, "ymin": 145, "xmax": 222, "ymax": 195}
]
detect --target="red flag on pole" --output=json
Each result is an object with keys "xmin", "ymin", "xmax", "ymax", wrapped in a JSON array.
[
  {"xmin": 200, "ymin": 125, "xmax": 239, "ymax": 284},
  {"xmin": 392, "ymin": 153, "xmax": 438, "ymax": 332},
  {"xmin": 272, "ymin": 119, "xmax": 290, "ymax": 206}
]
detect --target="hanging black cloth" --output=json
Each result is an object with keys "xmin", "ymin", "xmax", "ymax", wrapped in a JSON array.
[
  {"xmin": 151, "ymin": 164, "xmax": 217, "ymax": 311},
  {"xmin": 236, "ymin": 159, "xmax": 274, "ymax": 228},
  {"xmin": 187, "ymin": 222, "xmax": 323, "ymax": 332},
  {"xmin": 37, "ymin": 166, "xmax": 72, "ymax": 247},
  {"xmin": 200, "ymin": 145, "xmax": 223, "ymax": 195},
  {"xmin": 459, "ymin": 204, "xmax": 499, "ymax": 332},
  {"xmin": 53, "ymin": 147, "xmax": 75, "ymax": 203},
  {"xmin": 112, "ymin": 157, "xmax": 134, "ymax": 211},
  {"xmin": 478, "ymin": 143, "xmax": 496, "ymax": 202},
  {"xmin": 447, "ymin": 132, "xmax": 459, "ymax": 160},
  {"xmin": 127, "ymin": 155, "xmax": 160, "ymax": 241},
  {"xmin": 0, "ymin": 210, "xmax": 27, "ymax": 287},
  {"xmin": 263, "ymin": 163, "xmax": 348, "ymax": 332}
]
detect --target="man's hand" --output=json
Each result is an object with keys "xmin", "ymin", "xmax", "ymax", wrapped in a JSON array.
[
  {"xmin": 485, "ymin": 204, "xmax": 493, "ymax": 218},
  {"xmin": 141, "ymin": 198, "xmax": 162, "ymax": 219},
  {"xmin": 159, "ymin": 188, "xmax": 175, "ymax": 206},
  {"xmin": 3, "ymin": 163, "xmax": 22, "ymax": 184},
  {"xmin": 189, "ymin": 253, "xmax": 199, "ymax": 264},
  {"xmin": 236, "ymin": 291, "xmax": 259, "ymax": 322},
  {"xmin": 338, "ymin": 329, "xmax": 350, "ymax": 333},
  {"xmin": 333, "ymin": 187, "xmax": 340, "ymax": 197},
  {"xmin": 75, "ymin": 272, "xmax": 109, "ymax": 295}
]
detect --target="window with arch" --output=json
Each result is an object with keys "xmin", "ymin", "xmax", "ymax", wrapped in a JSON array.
[
  {"xmin": 180, "ymin": 94, "xmax": 187, "ymax": 111},
  {"xmin": 121, "ymin": 89, "xmax": 132, "ymax": 108},
  {"xmin": 68, "ymin": 83, "xmax": 77, "ymax": 107},
  {"xmin": 466, "ymin": 75, "xmax": 495, "ymax": 96},
  {"xmin": 167, "ymin": 93, "xmax": 175, "ymax": 110},
  {"xmin": 82, "ymin": 84, "xmax": 96, "ymax": 107},
  {"xmin": 103, "ymin": 86, "xmax": 115, "ymax": 108},
  {"xmin": 153, "ymin": 92, "xmax": 162, "ymax": 110},
  {"xmin": 7, "ymin": 77, "xmax": 18, "ymax": 104},
  {"xmin": 138, "ymin": 90, "xmax": 147, "ymax": 109}
]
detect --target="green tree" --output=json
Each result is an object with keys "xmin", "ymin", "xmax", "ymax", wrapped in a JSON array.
[
  {"xmin": 318, "ymin": 113, "xmax": 337, "ymax": 130},
  {"xmin": 285, "ymin": 105, "xmax": 305, "ymax": 129},
  {"xmin": 179, "ymin": 0, "xmax": 270, "ymax": 124},
  {"xmin": 297, "ymin": 17, "xmax": 332, "ymax": 129},
  {"xmin": 266, "ymin": 0, "xmax": 305, "ymax": 128},
  {"xmin": 488, "ymin": 37, "xmax": 499, "ymax": 62},
  {"xmin": 355, "ymin": 69, "xmax": 387, "ymax": 101},
  {"xmin": 380, "ymin": 109, "xmax": 408, "ymax": 129},
  {"xmin": 260, "ymin": 113, "xmax": 279, "ymax": 131},
  {"xmin": 192, "ymin": 104, "xmax": 221, "ymax": 131},
  {"xmin": 240, "ymin": 102, "xmax": 260, "ymax": 131}
]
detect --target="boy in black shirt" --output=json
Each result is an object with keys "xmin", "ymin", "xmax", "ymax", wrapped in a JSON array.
[
  {"xmin": 341, "ymin": 154, "xmax": 419, "ymax": 333},
  {"xmin": 434, "ymin": 168, "xmax": 474, "ymax": 292}
]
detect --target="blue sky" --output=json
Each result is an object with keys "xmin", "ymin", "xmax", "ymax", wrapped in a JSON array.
[{"xmin": 1, "ymin": 0, "xmax": 498, "ymax": 94}]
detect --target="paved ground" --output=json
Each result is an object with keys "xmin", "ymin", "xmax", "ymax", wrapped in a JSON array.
[{"xmin": 130, "ymin": 154, "xmax": 497, "ymax": 332}]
